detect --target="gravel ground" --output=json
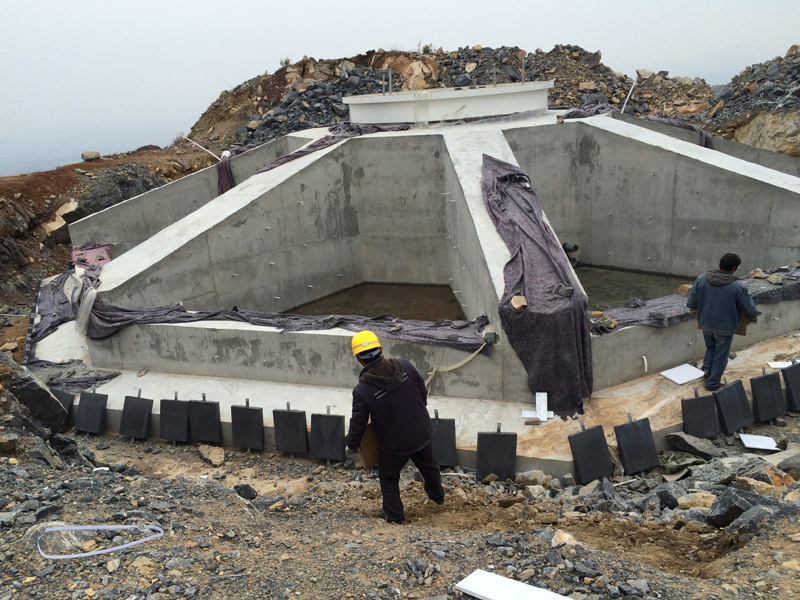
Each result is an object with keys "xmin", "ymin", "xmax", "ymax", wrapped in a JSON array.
[{"xmin": 1, "ymin": 416, "xmax": 799, "ymax": 600}]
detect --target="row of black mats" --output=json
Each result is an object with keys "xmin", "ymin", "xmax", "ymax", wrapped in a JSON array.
[
  {"xmin": 56, "ymin": 363, "xmax": 799, "ymax": 487},
  {"xmin": 568, "ymin": 363, "xmax": 800, "ymax": 487},
  {"xmin": 55, "ymin": 390, "xmax": 462, "ymax": 467}
]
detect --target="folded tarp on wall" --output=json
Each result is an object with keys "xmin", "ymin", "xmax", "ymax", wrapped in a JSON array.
[{"xmin": 481, "ymin": 155, "xmax": 592, "ymax": 418}]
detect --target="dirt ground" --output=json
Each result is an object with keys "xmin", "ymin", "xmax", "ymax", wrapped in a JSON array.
[{"xmin": 75, "ymin": 427, "xmax": 800, "ymax": 598}]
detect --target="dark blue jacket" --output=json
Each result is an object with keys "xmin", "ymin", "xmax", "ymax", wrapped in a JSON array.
[
  {"xmin": 346, "ymin": 357, "xmax": 434, "ymax": 455},
  {"xmin": 686, "ymin": 270, "xmax": 758, "ymax": 336}
]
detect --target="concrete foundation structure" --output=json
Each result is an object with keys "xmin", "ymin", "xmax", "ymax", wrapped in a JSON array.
[{"xmin": 62, "ymin": 87, "xmax": 800, "ymax": 476}]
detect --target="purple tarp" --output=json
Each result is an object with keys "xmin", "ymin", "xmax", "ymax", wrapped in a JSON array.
[{"xmin": 482, "ymin": 155, "xmax": 592, "ymax": 418}]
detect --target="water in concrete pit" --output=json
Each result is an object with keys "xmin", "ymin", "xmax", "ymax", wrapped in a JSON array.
[
  {"xmin": 577, "ymin": 266, "xmax": 693, "ymax": 311},
  {"xmin": 287, "ymin": 283, "xmax": 467, "ymax": 321}
]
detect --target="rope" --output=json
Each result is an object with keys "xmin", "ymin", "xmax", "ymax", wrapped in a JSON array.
[
  {"xmin": 425, "ymin": 342, "xmax": 487, "ymax": 391},
  {"xmin": 37, "ymin": 524, "xmax": 164, "ymax": 560}
]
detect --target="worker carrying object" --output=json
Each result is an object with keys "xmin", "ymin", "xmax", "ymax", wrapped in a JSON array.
[
  {"xmin": 345, "ymin": 330, "xmax": 445, "ymax": 523},
  {"xmin": 686, "ymin": 253, "xmax": 759, "ymax": 392}
]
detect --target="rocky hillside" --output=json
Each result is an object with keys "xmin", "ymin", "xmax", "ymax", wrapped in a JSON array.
[{"xmin": 1, "ymin": 43, "xmax": 799, "ymax": 317}]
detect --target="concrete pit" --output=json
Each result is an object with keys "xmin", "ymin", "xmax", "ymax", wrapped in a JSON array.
[{"xmin": 47, "ymin": 84, "xmax": 800, "ymax": 474}]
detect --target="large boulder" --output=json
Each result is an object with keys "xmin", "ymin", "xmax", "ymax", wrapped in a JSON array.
[
  {"xmin": 707, "ymin": 488, "xmax": 781, "ymax": 528},
  {"xmin": 0, "ymin": 352, "xmax": 67, "ymax": 434},
  {"xmin": 732, "ymin": 110, "xmax": 800, "ymax": 157}
]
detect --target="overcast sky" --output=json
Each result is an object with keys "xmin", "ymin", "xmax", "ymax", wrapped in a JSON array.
[{"xmin": 1, "ymin": 0, "xmax": 798, "ymax": 176}]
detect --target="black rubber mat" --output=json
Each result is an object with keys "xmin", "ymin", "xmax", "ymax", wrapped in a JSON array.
[
  {"xmin": 119, "ymin": 395, "xmax": 153, "ymax": 440},
  {"xmin": 309, "ymin": 413, "xmax": 346, "ymax": 462},
  {"xmin": 614, "ymin": 418, "xmax": 659, "ymax": 475},
  {"xmin": 159, "ymin": 399, "xmax": 188, "ymax": 443},
  {"xmin": 568, "ymin": 425, "xmax": 613, "ymax": 485},
  {"xmin": 75, "ymin": 392, "xmax": 107, "ymax": 434},
  {"xmin": 751, "ymin": 372, "xmax": 786, "ymax": 422},
  {"xmin": 713, "ymin": 380, "xmax": 753, "ymax": 434},
  {"xmin": 681, "ymin": 394, "xmax": 720, "ymax": 440},
  {"xmin": 273, "ymin": 409, "xmax": 309, "ymax": 455},
  {"xmin": 475, "ymin": 431, "xmax": 517, "ymax": 482},
  {"xmin": 231, "ymin": 405, "xmax": 264, "ymax": 450}
]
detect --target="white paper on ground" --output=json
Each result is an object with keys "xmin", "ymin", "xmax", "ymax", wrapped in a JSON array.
[
  {"xmin": 767, "ymin": 361, "xmax": 792, "ymax": 369},
  {"xmin": 455, "ymin": 569, "xmax": 570, "ymax": 599},
  {"xmin": 739, "ymin": 433, "xmax": 780, "ymax": 451},
  {"xmin": 535, "ymin": 392, "xmax": 548, "ymax": 421},
  {"xmin": 521, "ymin": 410, "xmax": 537, "ymax": 419},
  {"xmin": 659, "ymin": 364, "xmax": 705, "ymax": 385}
]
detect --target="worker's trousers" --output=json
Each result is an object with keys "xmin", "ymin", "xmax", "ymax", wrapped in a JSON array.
[
  {"xmin": 702, "ymin": 328, "xmax": 734, "ymax": 390},
  {"xmin": 378, "ymin": 441, "xmax": 444, "ymax": 523}
]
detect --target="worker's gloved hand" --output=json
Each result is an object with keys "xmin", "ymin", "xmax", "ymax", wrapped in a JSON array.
[
  {"xmin": 689, "ymin": 308, "xmax": 697, "ymax": 317},
  {"xmin": 746, "ymin": 315, "xmax": 758, "ymax": 324},
  {"xmin": 345, "ymin": 447, "xmax": 360, "ymax": 466}
]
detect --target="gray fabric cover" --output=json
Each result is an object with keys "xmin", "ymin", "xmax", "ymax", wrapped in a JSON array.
[
  {"xmin": 644, "ymin": 115, "xmax": 715, "ymax": 149},
  {"xmin": 604, "ymin": 265, "xmax": 800, "ymax": 329},
  {"xmin": 481, "ymin": 154, "xmax": 592, "ymax": 417}
]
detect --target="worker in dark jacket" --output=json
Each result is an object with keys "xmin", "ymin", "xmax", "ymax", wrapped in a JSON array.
[
  {"xmin": 687, "ymin": 253, "xmax": 759, "ymax": 391},
  {"xmin": 346, "ymin": 330, "xmax": 444, "ymax": 523}
]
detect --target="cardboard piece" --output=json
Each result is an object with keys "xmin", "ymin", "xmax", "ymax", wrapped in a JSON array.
[
  {"xmin": 75, "ymin": 392, "xmax": 108, "ymax": 434},
  {"xmin": 119, "ymin": 395, "xmax": 153, "ymax": 440},
  {"xmin": 699, "ymin": 311, "xmax": 747, "ymax": 336},
  {"xmin": 359, "ymin": 422, "xmax": 380, "ymax": 468},
  {"xmin": 455, "ymin": 569, "xmax": 569, "ymax": 599},
  {"xmin": 660, "ymin": 364, "xmax": 705, "ymax": 385},
  {"xmin": 432, "ymin": 417, "xmax": 457, "ymax": 468},
  {"xmin": 713, "ymin": 380, "xmax": 753, "ymax": 435},
  {"xmin": 475, "ymin": 431, "xmax": 517, "ymax": 482},
  {"xmin": 681, "ymin": 395, "xmax": 720, "ymax": 440},
  {"xmin": 231, "ymin": 405, "xmax": 264, "ymax": 450},
  {"xmin": 272, "ymin": 409, "xmax": 309, "ymax": 455},
  {"xmin": 782, "ymin": 363, "xmax": 800, "ymax": 412},
  {"xmin": 613, "ymin": 418, "xmax": 660, "ymax": 475},
  {"xmin": 310, "ymin": 413, "xmax": 346, "ymax": 462},
  {"xmin": 188, "ymin": 400, "xmax": 222, "ymax": 444},
  {"xmin": 739, "ymin": 433, "xmax": 780, "ymax": 451},
  {"xmin": 662, "ymin": 468, "xmax": 689, "ymax": 482},
  {"xmin": 159, "ymin": 399, "xmax": 189, "ymax": 442},
  {"xmin": 750, "ymin": 372, "xmax": 786, "ymax": 422},
  {"xmin": 567, "ymin": 425, "xmax": 614, "ymax": 485}
]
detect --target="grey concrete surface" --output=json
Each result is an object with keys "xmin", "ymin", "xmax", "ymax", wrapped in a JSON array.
[
  {"xmin": 71, "ymin": 108, "xmax": 800, "ymax": 417},
  {"xmin": 508, "ymin": 117, "xmax": 800, "ymax": 278},
  {"xmin": 68, "ymin": 133, "xmax": 314, "ymax": 257},
  {"xmin": 610, "ymin": 111, "xmax": 800, "ymax": 178}
]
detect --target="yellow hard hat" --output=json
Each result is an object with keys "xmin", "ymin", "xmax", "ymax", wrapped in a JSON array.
[{"xmin": 351, "ymin": 330, "xmax": 381, "ymax": 356}]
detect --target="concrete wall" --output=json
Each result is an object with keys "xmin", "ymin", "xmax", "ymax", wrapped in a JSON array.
[
  {"xmin": 610, "ymin": 112, "xmax": 800, "ymax": 178},
  {"xmin": 96, "ymin": 134, "xmax": 465, "ymax": 313},
  {"xmin": 504, "ymin": 124, "xmax": 585, "ymax": 248},
  {"xmin": 68, "ymin": 135, "xmax": 310, "ymax": 257},
  {"xmin": 509, "ymin": 120, "xmax": 800, "ymax": 278},
  {"xmin": 592, "ymin": 300, "xmax": 800, "ymax": 390},
  {"xmin": 347, "ymin": 136, "xmax": 449, "ymax": 284},
  {"xmin": 88, "ymin": 323, "xmax": 505, "ymax": 400}
]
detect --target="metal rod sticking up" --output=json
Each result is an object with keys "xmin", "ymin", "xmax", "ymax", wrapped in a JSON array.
[
  {"xmin": 621, "ymin": 80, "xmax": 636, "ymax": 114},
  {"xmin": 182, "ymin": 136, "xmax": 221, "ymax": 161}
]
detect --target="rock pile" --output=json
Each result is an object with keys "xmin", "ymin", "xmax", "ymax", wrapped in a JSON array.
[
  {"xmin": 0, "ymin": 349, "xmax": 799, "ymax": 600},
  {"xmin": 191, "ymin": 43, "xmax": 800, "ymax": 159},
  {"xmin": 234, "ymin": 63, "xmax": 404, "ymax": 148},
  {"xmin": 696, "ymin": 44, "xmax": 800, "ymax": 155}
]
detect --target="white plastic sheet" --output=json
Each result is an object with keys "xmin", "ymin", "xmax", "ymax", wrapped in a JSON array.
[
  {"xmin": 455, "ymin": 569, "xmax": 569, "ymax": 599},
  {"xmin": 659, "ymin": 364, "xmax": 705, "ymax": 385}
]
